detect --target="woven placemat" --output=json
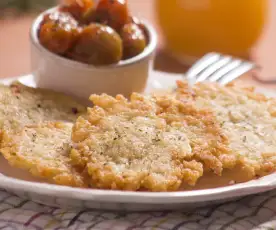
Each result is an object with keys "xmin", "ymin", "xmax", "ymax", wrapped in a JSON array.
[{"xmin": 0, "ymin": 189, "xmax": 275, "ymax": 230}]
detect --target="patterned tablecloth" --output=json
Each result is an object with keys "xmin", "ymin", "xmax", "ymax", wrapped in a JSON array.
[{"xmin": 0, "ymin": 189, "xmax": 275, "ymax": 230}]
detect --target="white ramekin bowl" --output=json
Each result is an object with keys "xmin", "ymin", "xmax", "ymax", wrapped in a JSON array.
[{"xmin": 30, "ymin": 7, "xmax": 157, "ymax": 101}]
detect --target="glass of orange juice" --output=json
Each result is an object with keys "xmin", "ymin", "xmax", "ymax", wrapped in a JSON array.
[{"xmin": 156, "ymin": 0, "xmax": 268, "ymax": 65}]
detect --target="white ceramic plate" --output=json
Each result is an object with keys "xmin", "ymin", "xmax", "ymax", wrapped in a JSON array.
[{"xmin": 0, "ymin": 73, "xmax": 276, "ymax": 212}]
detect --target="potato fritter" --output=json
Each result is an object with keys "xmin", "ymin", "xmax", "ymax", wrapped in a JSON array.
[
  {"xmin": 71, "ymin": 94, "xmax": 204, "ymax": 191},
  {"xmin": 176, "ymin": 81, "xmax": 276, "ymax": 178},
  {"xmin": 0, "ymin": 81, "xmax": 85, "ymax": 139},
  {"xmin": 154, "ymin": 94, "xmax": 236, "ymax": 175},
  {"xmin": 89, "ymin": 93, "xmax": 236, "ymax": 176},
  {"xmin": 1, "ymin": 122, "xmax": 87, "ymax": 187}
]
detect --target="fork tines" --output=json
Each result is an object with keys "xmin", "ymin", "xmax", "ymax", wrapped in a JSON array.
[{"xmin": 186, "ymin": 52, "xmax": 257, "ymax": 85}]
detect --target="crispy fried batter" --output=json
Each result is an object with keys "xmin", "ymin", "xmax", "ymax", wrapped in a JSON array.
[
  {"xmin": 1, "ymin": 122, "xmax": 87, "ymax": 187},
  {"xmin": 154, "ymin": 94, "xmax": 236, "ymax": 175},
  {"xmin": 0, "ymin": 81, "xmax": 85, "ymax": 139},
  {"xmin": 71, "ymin": 93, "xmax": 203, "ymax": 191},
  {"xmin": 176, "ymin": 81, "xmax": 276, "ymax": 178}
]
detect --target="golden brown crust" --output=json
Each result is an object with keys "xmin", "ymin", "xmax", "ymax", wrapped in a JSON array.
[
  {"xmin": 1, "ymin": 122, "xmax": 88, "ymax": 188},
  {"xmin": 71, "ymin": 94, "xmax": 204, "ymax": 191},
  {"xmin": 154, "ymin": 94, "xmax": 236, "ymax": 175},
  {"xmin": 175, "ymin": 81, "xmax": 276, "ymax": 178},
  {"xmin": 71, "ymin": 91, "xmax": 237, "ymax": 191},
  {"xmin": 0, "ymin": 81, "xmax": 85, "ymax": 141}
]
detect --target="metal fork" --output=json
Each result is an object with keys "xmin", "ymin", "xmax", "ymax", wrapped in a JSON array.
[{"xmin": 185, "ymin": 52, "xmax": 257, "ymax": 85}]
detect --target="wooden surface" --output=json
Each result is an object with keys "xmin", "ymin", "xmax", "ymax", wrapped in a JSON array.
[{"xmin": 0, "ymin": 1, "xmax": 276, "ymax": 87}]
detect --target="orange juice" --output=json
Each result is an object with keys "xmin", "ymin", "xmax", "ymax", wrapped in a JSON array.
[{"xmin": 156, "ymin": 0, "xmax": 268, "ymax": 63}]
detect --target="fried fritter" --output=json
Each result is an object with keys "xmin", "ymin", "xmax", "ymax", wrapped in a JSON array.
[
  {"xmin": 91, "ymin": 92, "xmax": 236, "ymax": 176},
  {"xmin": 154, "ymin": 93, "xmax": 236, "ymax": 175},
  {"xmin": 71, "ymin": 93, "xmax": 203, "ymax": 191},
  {"xmin": 0, "ymin": 81, "xmax": 85, "ymax": 138},
  {"xmin": 176, "ymin": 81, "xmax": 276, "ymax": 178},
  {"xmin": 1, "ymin": 122, "xmax": 87, "ymax": 187}
]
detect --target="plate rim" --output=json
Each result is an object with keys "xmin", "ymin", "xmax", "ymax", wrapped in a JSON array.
[
  {"xmin": 0, "ymin": 171, "xmax": 275, "ymax": 204},
  {"xmin": 0, "ymin": 74, "xmax": 275, "ymax": 205}
]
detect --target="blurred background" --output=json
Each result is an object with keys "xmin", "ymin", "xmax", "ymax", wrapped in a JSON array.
[{"xmin": 0, "ymin": 0, "xmax": 276, "ymax": 84}]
